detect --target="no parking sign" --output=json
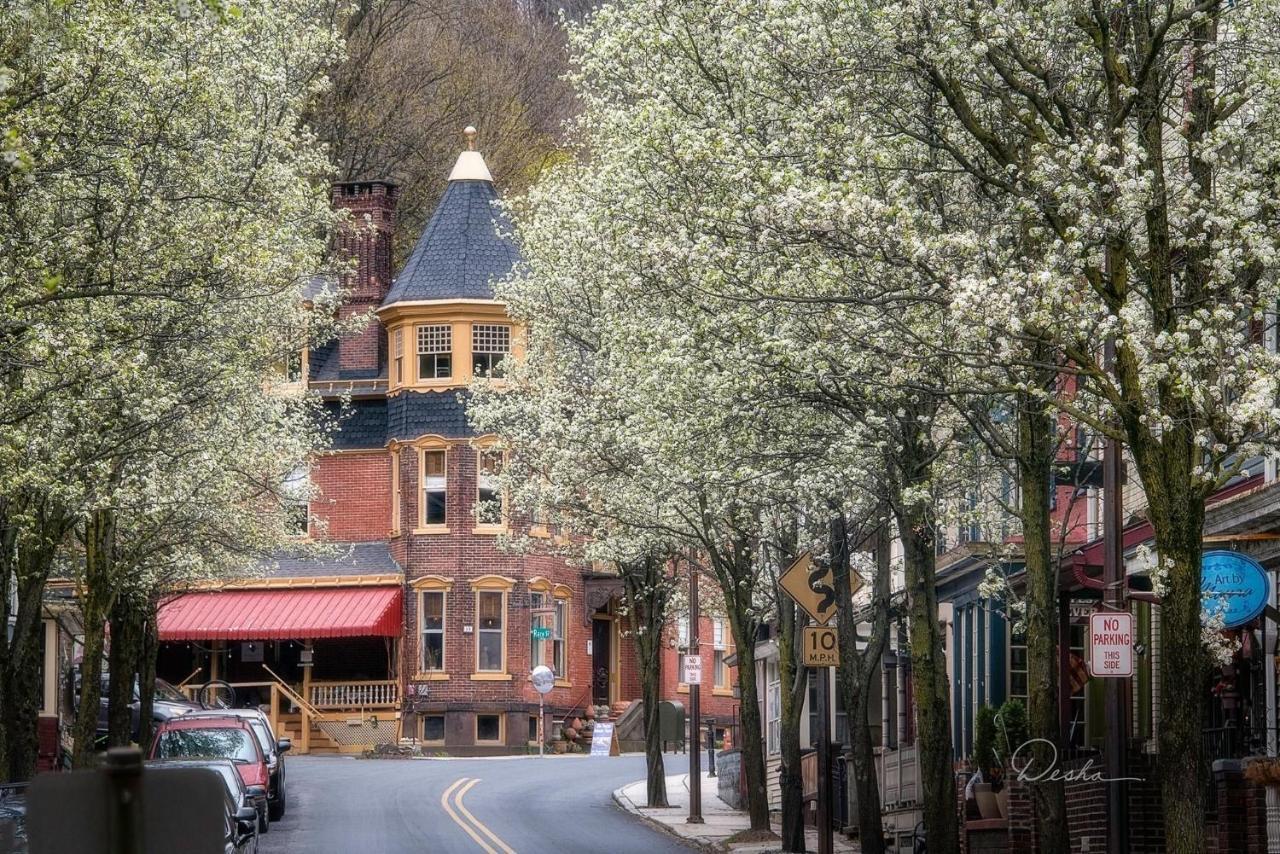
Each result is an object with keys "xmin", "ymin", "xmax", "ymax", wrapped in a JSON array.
[{"xmin": 1088, "ymin": 611, "xmax": 1134, "ymax": 678}]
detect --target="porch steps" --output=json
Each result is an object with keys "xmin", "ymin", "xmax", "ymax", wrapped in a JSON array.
[{"xmin": 276, "ymin": 712, "xmax": 342, "ymax": 755}]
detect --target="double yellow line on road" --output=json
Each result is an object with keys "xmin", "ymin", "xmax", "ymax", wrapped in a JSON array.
[{"xmin": 441, "ymin": 777, "xmax": 518, "ymax": 854}]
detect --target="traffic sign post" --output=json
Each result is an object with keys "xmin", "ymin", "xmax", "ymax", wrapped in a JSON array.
[
  {"xmin": 531, "ymin": 665, "xmax": 555, "ymax": 757},
  {"xmin": 781, "ymin": 550, "xmax": 848, "ymax": 854}
]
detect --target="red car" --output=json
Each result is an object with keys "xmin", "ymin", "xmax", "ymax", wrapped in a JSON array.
[{"xmin": 149, "ymin": 715, "xmax": 271, "ymax": 834}]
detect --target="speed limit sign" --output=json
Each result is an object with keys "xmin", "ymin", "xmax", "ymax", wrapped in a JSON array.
[{"xmin": 802, "ymin": 626, "xmax": 840, "ymax": 667}]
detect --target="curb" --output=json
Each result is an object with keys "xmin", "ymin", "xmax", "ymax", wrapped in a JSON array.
[{"xmin": 610, "ymin": 782, "xmax": 723, "ymax": 853}]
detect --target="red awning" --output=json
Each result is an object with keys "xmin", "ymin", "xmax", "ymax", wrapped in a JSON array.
[{"xmin": 158, "ymin": 586, "xmax": 402, "ymax": 641}]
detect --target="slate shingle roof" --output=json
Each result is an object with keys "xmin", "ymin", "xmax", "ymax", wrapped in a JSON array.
[
  {"xmin": 261, "ymin": 541, "xmax": 401, "ymax": 579},
  {"xmin": 323, "ymin": 399, "xmax": 389, "ymax": 450},
  {"xmin": 387, "ymin": 391, "xmax": 475, "ymax": 441},
  {"xmin": 381, "ymin": 179, "xmax": 520, "ymax": 305}
]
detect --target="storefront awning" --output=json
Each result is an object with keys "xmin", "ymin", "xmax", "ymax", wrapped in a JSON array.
[{"xmin": 158, "ymin": 586, "xmax": 402, "ymax": 641}]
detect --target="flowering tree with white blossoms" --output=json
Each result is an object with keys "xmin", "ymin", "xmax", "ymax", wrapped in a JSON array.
[
  {"xmin": 0, "ymin": 0, "xmax": 344, "ymax": 772},
  {"xmin": 857, "ymin": 1, "xmax": 1280, "ymax": 849}
]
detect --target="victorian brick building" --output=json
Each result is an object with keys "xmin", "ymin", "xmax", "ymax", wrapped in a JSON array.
[{"xmin": 151, "ymin": 132, "xmax": 739, "ymax": 755}]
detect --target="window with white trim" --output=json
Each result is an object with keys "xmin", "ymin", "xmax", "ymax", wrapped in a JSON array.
[
  {"xmin": 283, "ymin": 466, "xmax": 309, "ymax": 536},
  {"xmin": 767, "ymin": 661, "xmax": 781, "ymax": 755},
  {"xmin": 472, "ymin": 324, "xmax": 510, "ymax": 377},
  {"xmin": 417, "ymin": 324, "xmax": 452, "ymax": 380},
  {"xmin": 422, "ymin": 449, "xmax": 447, "ymax": 526},
  {"xmin": 420, "ymin": 591, "xmax": 445, "ymax": 671},
  {"xmin": 712, "ymin": 619, "xmax": 729, "ymax": 688},
  {"xmin": 476, "ymin": 450, "xmax": 503, "ymax": 526}
]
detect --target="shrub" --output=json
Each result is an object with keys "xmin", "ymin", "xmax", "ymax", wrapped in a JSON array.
[{"xmin": 996, "ymin": 699, "xmax": 1028, "ymax": 763}]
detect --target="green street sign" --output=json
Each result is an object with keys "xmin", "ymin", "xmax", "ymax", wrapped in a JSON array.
[{"xmin": 531, "ymin": 626, "xmax": 552, "ymax": 640}]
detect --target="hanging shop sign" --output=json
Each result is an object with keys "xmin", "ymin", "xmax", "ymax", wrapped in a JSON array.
[{"xmin": 1201, "ymin": 550, "xmax": 1271, "ymax": 629}]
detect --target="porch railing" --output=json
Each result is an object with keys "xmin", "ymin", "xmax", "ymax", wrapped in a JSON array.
[{"xmin": 309, "ymin": 679, "xmax": 398, "ymax": 710}]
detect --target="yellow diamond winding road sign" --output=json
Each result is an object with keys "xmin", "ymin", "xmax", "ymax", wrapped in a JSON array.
[{"xmin": 779, "ymin": 550, "xmax": 863, "ymax": 626}]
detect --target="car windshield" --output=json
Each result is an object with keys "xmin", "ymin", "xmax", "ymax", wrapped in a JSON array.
[
  {"xmin": 155, "ymin": 728, "xmax": 258, "ymax": 764},
  {"xmin": 153, "ymin": 679, "xmax": 189, "ymax": 702},
  {"xmin": 247, "ymin": 720, "xmax": 273, "ymax": 756}
]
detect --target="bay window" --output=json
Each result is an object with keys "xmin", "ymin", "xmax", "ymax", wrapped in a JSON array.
[
  {"xmin": 476, "ymin": 450, "xmax": 504, "ymax": 527},
  {"xmin": 472, "ymin": 324, "xmax": 510, "ymax": 377}
]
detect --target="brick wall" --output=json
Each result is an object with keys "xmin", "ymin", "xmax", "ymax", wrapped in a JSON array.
[
  {"xmin": 1208, "ymin": 759, "xmax": 1270, "ymax": 854},
  {"xmin": 310, "ymin": 451, "xmax": 391, "ymax": 542},
  {"xmin": 658, "ymin": 615, "xmax": 739, "ymax": 721}
]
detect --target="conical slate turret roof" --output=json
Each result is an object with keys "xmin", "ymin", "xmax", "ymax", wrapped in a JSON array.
[{"xmin": 381, "ymin": 130, "xmax": 519, "ymax": 306}]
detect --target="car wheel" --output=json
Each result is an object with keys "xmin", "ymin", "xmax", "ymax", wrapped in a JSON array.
[
  {"xmin": 268, "ymin": 786, "xmax": 286, "ymax": 820},
  {"xmin": 258, "ymin": 805, "xmax": 269, "ymax": 834}
]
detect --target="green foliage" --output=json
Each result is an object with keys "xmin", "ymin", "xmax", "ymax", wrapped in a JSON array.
[
  {"xmin": 996, "ymin": 699, "xmax": 1028, "ymax": 762},
  {"xmin": 972, "ymin": 706, "xmax": 998, "ymax": 772}
]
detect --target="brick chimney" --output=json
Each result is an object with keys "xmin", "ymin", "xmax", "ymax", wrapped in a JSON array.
[{"xmin": 332, "ymin": 180, "xmax": 399, "ymax": 376}]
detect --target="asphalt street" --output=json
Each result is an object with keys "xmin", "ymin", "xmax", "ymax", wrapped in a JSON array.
[{"xmin": 259, "ymin": 753, "xmax": 698, "ymax": 854}]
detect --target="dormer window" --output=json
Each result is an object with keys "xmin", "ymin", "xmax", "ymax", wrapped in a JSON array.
[
  {"xmin": 472, "ymin": 324, "xmax": 510, "ymax": 377},
  {"xmin": 417, "ymin": 324, "xmax": 452, "ymax": 380}
]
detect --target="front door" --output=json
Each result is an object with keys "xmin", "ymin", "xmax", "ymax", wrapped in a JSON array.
[{"xmin": 591, "ymin": 618, "xmax": 612, "ymax": 705}]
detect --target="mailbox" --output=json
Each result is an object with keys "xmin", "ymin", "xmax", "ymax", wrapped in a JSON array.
[{"xmin": 658, "ymin": 700, "xmax": 685, "ymax": 750}]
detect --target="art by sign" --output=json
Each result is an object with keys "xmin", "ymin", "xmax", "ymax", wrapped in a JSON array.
[
  {"xmin": 1087, "ymin": 611, "xmax": 1133, "ymax": 678},
  {"xmin": 1202, "ymin": 550, "xmax": 1271, "ymax": 629}
]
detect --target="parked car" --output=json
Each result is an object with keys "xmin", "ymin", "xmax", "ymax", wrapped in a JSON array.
[
  {"xmin": 186, "ymin": 708, "xmax": 290, "ymax": 820},
  {"xmin": 90, "ymin": 674, "xmax": 203, "ymax": 743},
  {"xmin": 146, "ymin": 760, "xmax": 259, "ymax": 854},
  {"xmin": 0, "ymin": 783, "xmax": 26, "ymax": 854},
  {"xmin": 148, "ymin": 716, "xmax": 271, "ymax": 834}
]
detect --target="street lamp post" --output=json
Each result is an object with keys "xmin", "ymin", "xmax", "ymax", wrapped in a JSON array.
[{"xmin": 687, "ymin": 556, "xmax": 704, "ymax": 823}]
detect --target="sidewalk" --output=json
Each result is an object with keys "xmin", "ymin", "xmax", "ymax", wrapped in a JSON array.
[{"xmin": 612, "ymin": 772, "xmax": 860, "ymax": 853}]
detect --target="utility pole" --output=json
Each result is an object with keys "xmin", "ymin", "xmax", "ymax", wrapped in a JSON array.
[
  {"xmin": 688, "ymin": 556, "xmax": 703, "ymax": 824},
  {"xmin": 1103, "ymin": 337, "xmax": 1129, "ymax": 854}
]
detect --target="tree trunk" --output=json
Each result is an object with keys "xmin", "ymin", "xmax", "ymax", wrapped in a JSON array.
[
  {"xmin": 107, "ymin": 590, "xmax": 145, "ymax": 747},
  {"xmin": 777, "ymin": 591, "xmax": 807, "ymax": 853},
  {"xmin": 1152, "ymin": 497, "xmax": 1207, "ymax": 854},
  {"xmin": 723, "ymin": 577, "xmax": 772, "ymax": 834},
  {"xmin": 622, "ymin": 555, "xmax": 670, "ymax": 808},
  {"xmin": 836, "ymin": 515, "xmax": 888, "ymax": 854},
  {"xmin": 1017, "ymin": 390, "xmax": 1069, "ymax": 854},
  {"xmin": 72, "ymin": 508, "xmax": 117, "ymax": 769},
  {"xmin": 136, "ymin": 606, "xmax": 160, "ymax": 751},
  {"xmin": 894, "ymin": 490, "xmax": 958, "ymax": 853},
  {"xmin": 3, "ymin": 518, "xmax": 64, "ymax": 782}
]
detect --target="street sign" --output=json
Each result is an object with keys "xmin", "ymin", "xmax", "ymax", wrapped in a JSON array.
[
  {"xmin": 802, "ymin": 625, "xmax": 840, "ymax": 667},
  {"xmin": 1087, "ymin": 611, "xmax": 1134, "ymax": 678},
  {"xmin": 682, "ymin": 654, "xmax": 703, "ymax": 685},
  {"xmin": 530, "ymin": 665, "xmax": 555, "ymax": 695},
  {"xmin": 531, "ymin": 626, "xmax": 552, "ymax": 640},
  {"xmin": 779, "ymin": 551, "xmax": 852, "ymax": 625}
]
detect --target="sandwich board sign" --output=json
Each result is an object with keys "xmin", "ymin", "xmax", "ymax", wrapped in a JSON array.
[
  {"xmin": 590, "ymin": 721, "xmax": 620, "ymax": 756},
  {"xmin": 1087, "ymin": 610, "xmax": 1134, "ymax": 678}
]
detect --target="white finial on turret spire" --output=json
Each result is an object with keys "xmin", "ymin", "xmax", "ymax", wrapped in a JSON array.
[{"xmin": 449, "ymin": 125, "xmax": 492, "ymax": 181}]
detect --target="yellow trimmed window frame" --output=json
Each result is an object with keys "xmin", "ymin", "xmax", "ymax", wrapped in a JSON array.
[
  {"xmin": 471, "ymin": 575, "xmax": 516, "ymax": 680},
  {"xmin": 415, "ymin": 439, "xmax": 449, "ymax": 533},
  {"xmin": 412, "ymin": 576, "xmax": 452, "ymax": 679},
  {"xmin": 472, "ymin": 439, "xmax": 507, "ymax": 533}
]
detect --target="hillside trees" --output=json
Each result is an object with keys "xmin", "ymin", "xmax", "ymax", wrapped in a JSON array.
[{"xmin": 1, "ymin": 0, "xmax": 344, "ymax": 772}]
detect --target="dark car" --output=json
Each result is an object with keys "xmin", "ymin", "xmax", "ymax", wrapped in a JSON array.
[
  {"xmin": 0, "ymin": 783, "xmax": 26, "ymax": 854},
  {"xmin": 149, "ymin": 716, "xmax": 271, "ymax": 834},
  {"xmin": 92, "ymin": 674, "xmax": 203, "ymax": 743},
  {"xmin": 186, "ymin": 708, "xmax": 290, "ymax": 820},
  {"xmin": 146, "ymin": 760, "xmax": 259, "ymax": 854}
]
